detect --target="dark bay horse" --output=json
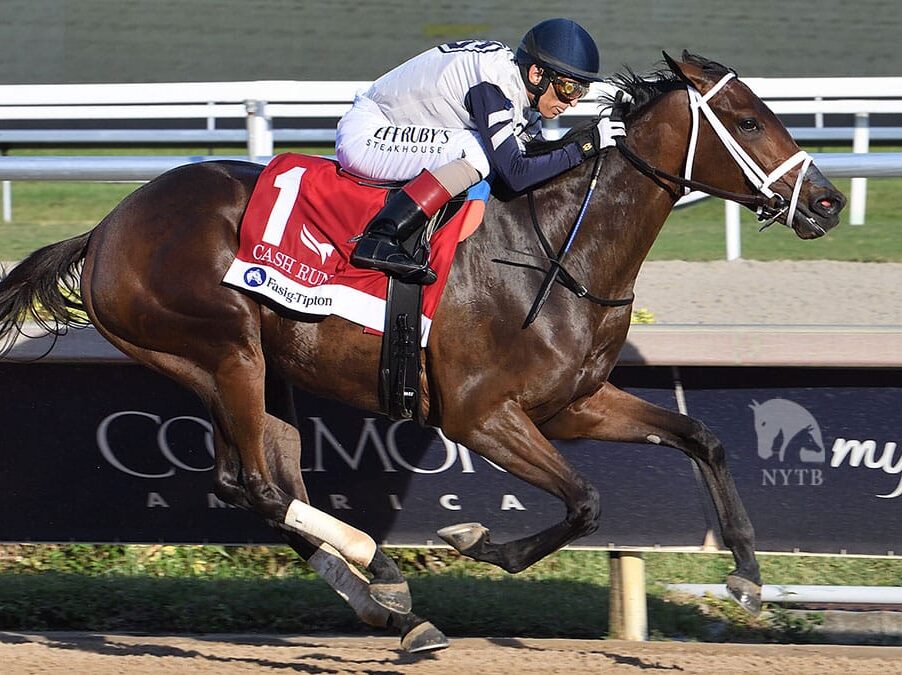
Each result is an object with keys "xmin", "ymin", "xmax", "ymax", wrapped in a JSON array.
[{"xmin": 0, "ymin": 53, "xmax": 844, "ymax": 650}]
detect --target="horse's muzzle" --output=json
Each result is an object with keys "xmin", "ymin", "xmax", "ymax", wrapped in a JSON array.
[{"xmin": 791, "ymin": 169, "xmax": 846, "ymax": 239}]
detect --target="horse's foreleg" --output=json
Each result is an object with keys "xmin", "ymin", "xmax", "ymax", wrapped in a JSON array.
[
  {"xmin": 439, "ymin": 402, "xmax": 600, "ymax": 573},
  {"xmin": 541, "ymin": 382, "xmax": 762, "ymax": 615}
]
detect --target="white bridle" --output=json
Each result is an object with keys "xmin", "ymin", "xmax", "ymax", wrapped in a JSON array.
[{"xmin": 684, "ymin": 72, "xmax": 816, "ymax": 229}]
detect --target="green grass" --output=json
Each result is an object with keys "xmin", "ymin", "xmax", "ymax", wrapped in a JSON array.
[
  {"xmin": 656, "ymin": 176, "xmax": 902, "ymax": 261},
  {"xmin": 0, "ymin": 545, "xmax": 899, "ymax": 641},
  {"xmin": 0, "ymin": 145, "xmax": 899, "ymax": 262}
]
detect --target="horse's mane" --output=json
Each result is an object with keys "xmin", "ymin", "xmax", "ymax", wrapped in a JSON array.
[
  {"xmin": 504, "ymin": 53, "xmax": 735, "ymax": 201},
  {"xmin": 605, "ymin": 52, "xmax": 736, "ymax": 121}
]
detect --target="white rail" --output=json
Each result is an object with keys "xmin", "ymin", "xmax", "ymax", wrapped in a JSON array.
[
  {"xmin": 0, "ymin": 152, "xmax": 898, "ymax": 260},
  {"xmin": 669, "ymin": 583, "xmax": 902, "ymax": 605},
  {"xmin": 0, "ymin": 152, "xmax": 896, "ymax": 181},
  {"xmin": 1, "ymin": 77, "xmax": 900, "ymax": 257}
]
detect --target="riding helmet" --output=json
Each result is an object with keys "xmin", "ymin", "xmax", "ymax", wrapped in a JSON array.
[{"xmin": 515, "ymin": 18, "xmax": 602, "ymax": 82}]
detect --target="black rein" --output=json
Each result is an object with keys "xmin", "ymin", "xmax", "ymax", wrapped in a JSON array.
[
  {"xmin": 614, "ymin": 136, "xmax": 779, "ymax": 212},
  {"xmin": 498, "ymin": 126, "xmax": 787, "ymax": 329}
]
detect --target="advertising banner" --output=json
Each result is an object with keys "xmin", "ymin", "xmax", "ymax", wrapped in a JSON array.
[
  {"xmin": 0, "ymin": 362, "xmax": 898, "ymax": 555},
  {"xmin": 680, "ymin": 367, "xmax": 901, "ymax": 556}
]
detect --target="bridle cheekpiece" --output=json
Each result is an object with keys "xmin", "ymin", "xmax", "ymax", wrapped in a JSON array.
[{"xmin": 683, "ymin": 72, "xmax": 817, "ymax": 231}]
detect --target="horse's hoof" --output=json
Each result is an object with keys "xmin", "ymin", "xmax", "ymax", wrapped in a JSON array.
[
  {"xmin": 726, "ymin": 574, "xmax": 762, "ymax": 616},
  {"xmin": 369, "ymin": 580, "xmax": 412, "ymax": 615},
  {"xmin": 400, "ymin": 619, "xmax": 450, "ymax": 653},
  {"xmin": 437, "ymin": 522, "xmax": 489, "ymax": 554}
]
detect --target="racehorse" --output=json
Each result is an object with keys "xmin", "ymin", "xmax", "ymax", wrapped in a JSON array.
[{"xmin": 0, "ymin": 52, "xmax": 845, "ymax": 650}]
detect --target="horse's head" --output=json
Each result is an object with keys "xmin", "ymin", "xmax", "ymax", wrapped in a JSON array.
[{"xmin": 619, "ymin": 51, "xmax": 845, "ymax": 239}]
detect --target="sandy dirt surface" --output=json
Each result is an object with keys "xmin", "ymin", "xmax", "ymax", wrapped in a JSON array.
[
  {"xmin": 3, "ymin": 632, "xmax": 902, "ymax": 674},
  {"xmin": 633, "ymin": 260, "xmax": 902, "ymax": 325}
]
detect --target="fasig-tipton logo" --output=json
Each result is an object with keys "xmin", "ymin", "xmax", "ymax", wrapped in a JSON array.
[
  {"xmin": 244, "ymin": 266, "xmax": 267, "ymax": 287},
  {"xmin": 750, "ymin": 397, "xmax": 901, "ymax": 498}
]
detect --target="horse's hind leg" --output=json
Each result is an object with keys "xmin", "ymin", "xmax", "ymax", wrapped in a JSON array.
[
  {"xmin": 263, "ymin": 373, "xmax": 449, "ymax": 652},
  {"xmin": 541, "ymin": 381, "xmax": 762, "ymax": 615},
  {"xmin": 93, "ymin": 319, "xmax": 413, "ymax": 616},
  {"xmin": 207, "ymin": 349, "xmax": 415, "ymax": 615}
]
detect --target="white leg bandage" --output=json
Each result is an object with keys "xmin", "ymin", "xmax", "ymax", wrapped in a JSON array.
[
  {"xmin": 307, "ymin": 543, "xmax": 390, "ymax": 628},
  {"xmin": 283, "ymin": 499, "xmax": 377, "ymax": 567}
]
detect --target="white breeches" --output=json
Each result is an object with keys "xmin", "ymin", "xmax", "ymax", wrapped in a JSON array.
[{"xmin": 336, "ymin": 95, "xmax": 491, "ymax": 182}]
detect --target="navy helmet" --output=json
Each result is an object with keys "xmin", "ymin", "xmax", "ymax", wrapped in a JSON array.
[{"xmin": 515, "ymin": 18, "xmax": 602, "ymax": 83}]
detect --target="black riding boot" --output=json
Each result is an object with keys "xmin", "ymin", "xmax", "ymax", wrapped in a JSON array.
[{"xmin": 351, "ymin": 171, "xmax": 451, "ymax": 284}]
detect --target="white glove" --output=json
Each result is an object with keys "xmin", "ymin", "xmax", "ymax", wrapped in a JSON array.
[{"xmin": 596, "ymin": 116, "xmax": 626, "ymax": 148}]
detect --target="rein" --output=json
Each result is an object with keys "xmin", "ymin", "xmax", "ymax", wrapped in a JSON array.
[
  {"xmin": 493, "ymin": 150, "xmax": 635, "ymax": 329},
  {"xmin": 614, "ymin": 138, "xmax": 769, "ymax": 208},
  {"xmin": 507, "ymin": 71, "xmax": 818, "ymax": 328}
]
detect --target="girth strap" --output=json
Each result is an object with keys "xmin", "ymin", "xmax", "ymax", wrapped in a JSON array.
[{"xmin": 379, "ymin": 277, "xmax": 424, "ymax": 422}]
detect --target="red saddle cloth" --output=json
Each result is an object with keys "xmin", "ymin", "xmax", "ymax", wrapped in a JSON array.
[{"xmin": 222, "ymin": 153, "xmax": 486, "ymax": 343}]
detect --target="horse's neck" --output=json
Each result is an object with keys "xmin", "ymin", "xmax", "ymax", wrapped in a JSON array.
[
  {"xmin": 544, "ymin": 150, "xmax": 680, "ymax": 301},
  {"xmin": 573, "ymin": 93, "xmax": 691, "ymax": 291},
  {"xmin": 470, "ymin": 94, "xmax": 688, "ymax": 317}
]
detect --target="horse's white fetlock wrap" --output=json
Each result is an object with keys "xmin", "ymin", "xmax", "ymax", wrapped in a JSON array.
[
  {"xmin": 283, "ymin": 499, "xmax": 377, "ymax": 567},
  {"xmin": 307, "ymin": 543, "xmax": 390, "ymax": 628}
]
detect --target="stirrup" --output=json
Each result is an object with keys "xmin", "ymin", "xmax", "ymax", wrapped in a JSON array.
[
  {"xmin": 350, "ymin": 236, "xmax": 436, "ymax": 285},
  {"xmin": 400, "ymin": 265, "xmax": 437, "ymax": 285}
]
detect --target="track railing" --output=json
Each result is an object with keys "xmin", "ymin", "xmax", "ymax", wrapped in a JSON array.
[{"xmin": 1, "ymin": 77, "xmax": 901, "ymax": 257}]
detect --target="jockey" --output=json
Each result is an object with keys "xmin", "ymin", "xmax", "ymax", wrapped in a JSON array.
[{"xmin": 336, "ymin": 17, "xmax": 624, "ymax": 283}]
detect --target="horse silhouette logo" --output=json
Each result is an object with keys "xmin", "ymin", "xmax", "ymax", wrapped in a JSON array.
[
  {"xmin": 244, "ymin": 267, "xmax": 267, "ymax": 287},
  {"xmin": 749, "ymin": 398, "xmax": 825, "ymax": 463}
]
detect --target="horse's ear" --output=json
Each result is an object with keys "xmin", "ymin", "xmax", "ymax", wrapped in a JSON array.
[
  {"xmin": 662, "ymin": 50, "xmax": 712, "ymax": 92},
  {"xmin": 662, "ymin": 51, "xmax": 683, "ymax": 77}
]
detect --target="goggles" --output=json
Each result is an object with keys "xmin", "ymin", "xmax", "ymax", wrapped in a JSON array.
[{"xmin": 549, "ymin": 74, "xmax": 590, "ymax": 102}]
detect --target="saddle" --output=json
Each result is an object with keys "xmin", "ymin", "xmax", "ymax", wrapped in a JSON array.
[
  {"xmin": 343, "ymin": 170, "xmax": 479, "ymax": 421},
  {"xmin": 222, "ymin": 153, "xmax": 489, "ymax": 422}
]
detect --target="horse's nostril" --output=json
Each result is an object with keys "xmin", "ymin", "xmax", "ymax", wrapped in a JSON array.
[{"xmin": 812, "ymin": 193, "xmax": 842, "ymax": 215}]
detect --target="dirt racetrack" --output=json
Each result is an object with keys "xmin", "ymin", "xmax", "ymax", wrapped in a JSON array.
[
  {"xmin": 633, "ymin": 260, "xmax": 902, "ymax": 326},
  {"xmin": 4, "ymin": 632, "xmax": 902, "ymax": 674}
]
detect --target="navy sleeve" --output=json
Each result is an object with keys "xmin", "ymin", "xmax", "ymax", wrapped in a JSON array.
[{"xmin": 464, "ymin": 82, "xmax": 583, "ymax": 192}]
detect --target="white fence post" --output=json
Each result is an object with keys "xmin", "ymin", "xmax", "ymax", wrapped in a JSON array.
[
  {"xmin": 609, "ymin": 551, "xmax": 648, "ymax": 641},
  {"xmin": 850, "ymin": 112, "xmax": 870, "ymax": 225},
  {"xmin": 542, "ymin": 117, "xmax": 563, "ymax": 140},
  {"xmin": 2, "ymin": 180, "xmax": 10, "ymax": 222},
  {"xmin": 725, "ymin": 201, "xmax": 741, "ymax": 260},
  {"xmin": 245, "ymin": 100, "xmax": 274, "ymax": 161}
]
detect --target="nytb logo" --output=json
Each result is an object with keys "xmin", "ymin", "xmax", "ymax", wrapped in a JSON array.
[{"xmin": 749, "ymin": 398, "xmax": 825, "ymax": 487}]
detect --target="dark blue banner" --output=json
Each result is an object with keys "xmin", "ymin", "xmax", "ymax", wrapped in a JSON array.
[
  {"xmin": 0, "ymin": 363, "xmax": 898, "ymax": 555},
  {"xmin": 680, "ymin": 367, "xmax": 901, "ymax": 556}
]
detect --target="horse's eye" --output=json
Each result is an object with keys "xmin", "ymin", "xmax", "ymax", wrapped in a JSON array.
[{"xmin": 739, "ymin": 118, "xmax": 760, "ymax": 133}]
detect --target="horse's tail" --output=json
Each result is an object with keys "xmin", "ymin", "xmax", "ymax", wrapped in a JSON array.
[{"xmin": 0, "ymin": 231, "xmax": 93, "ymax": 355}]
